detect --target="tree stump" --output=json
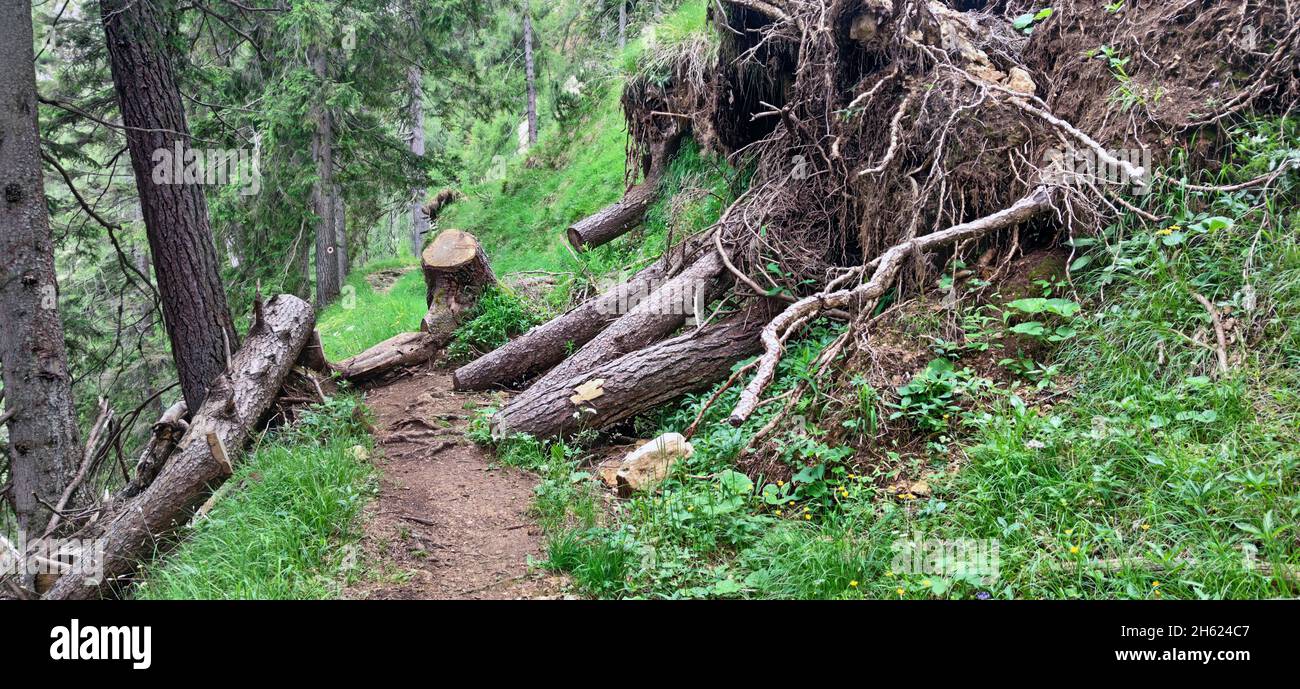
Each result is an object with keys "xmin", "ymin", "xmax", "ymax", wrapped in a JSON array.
[{"xmin": 421, "ymin": 229, "xmax": 496, "ymax": 345}]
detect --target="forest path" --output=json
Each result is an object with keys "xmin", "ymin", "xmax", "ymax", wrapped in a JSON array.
[{"xmin": 344, "ymin": 367, "xmax": 563, "ymax": 599}]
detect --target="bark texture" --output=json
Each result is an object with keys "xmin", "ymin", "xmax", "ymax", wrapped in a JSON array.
[
  {"xmin": 0, "ymin": 0, "xmax": 81, "ymax": 538},
  {"xmin": 336, "ymin": 331, "xmax": 437, "ymax": 384},
  {"xmin": 100, "ymin": 0, "xmax": 239, "ymax": 412},
  {"xmin": 333, "ymin": 183, "xmax": 348, "ymax": 281},
  {"xmin": 407, "ymin": 65, "xmax": 428, "ymax": 256},
  {"xmin": 310, "ymin": 41, "xmax": 340, "ymax": 307},
  {"xmin": 492, "ymin": 303, "xmax": 772, "ymax": 438},
  {"xmin": 523, "ymin": 1, "xmax": 538, "ymax": 145},
  {"xmin": 520, "ymin": 248, "xmax": 724, "ymax": 396},
  {"xmin": 44, "ymin": 294, "xmax": 315, "ymax": 600},
  {"xmin": 451, "ymin": 255, "xmax": 675, "ymax": 390}
]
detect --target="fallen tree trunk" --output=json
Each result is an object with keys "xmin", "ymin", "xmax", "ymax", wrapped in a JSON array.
[
  {"xmin": 336, "ymin": 331, "xmax": 437, "ymax": 384},
  {"xmin": 517, "ymin": 249, "xmax": 726, "ymax": 396},
  {"xmin": 421, "ymin": 229, "xmax": 496, "ymax": 343},
  {"xmin": 566, "ymin": 130, "xmax": 683, "ymax": 251},
  {"xmin": 492, "ymin": 302, "xmax": 772, "ymax": 439},
  {"xmin": 44, "ymin": 294, "xmax": 315, "ymax": 600},
  {"xmin": 566, "ymin": 182, "xmax": 662, "ymax": 251},
  {"xmin": 451, "ymin": 255, "xmax": 676, "ymax": 391}
]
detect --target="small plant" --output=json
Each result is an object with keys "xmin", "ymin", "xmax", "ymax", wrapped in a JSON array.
[
  {"xmin": 446, "ymin": 286, "xmax": 545, "ymax": 362},
  {"xmin": 890, "ymin": 358, "xmax": 967, "ymax": 433},
  {"xmin": 1003, "ymin": 297, "xmax": 1081, "ymax": 344},
  {"xmin": 1012, "ymin": 7, "xmax": 1055, "ymax": 35}
]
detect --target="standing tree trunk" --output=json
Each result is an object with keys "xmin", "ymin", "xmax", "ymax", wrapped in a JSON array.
[
  {"xmin": 0, "ymin": 0, "xmax": 81, "ymax": 541},
  {"xmin": 333, "ymin": 182, "xmax": 348, "ymax": 281},
  {"xmin": 310, "ymin": 41, "xmax": 340, "ymax": 307},
  {"xmin": 619, "ymin": 2, "xmax": 627, "ymax": 50},
  {"xmin": 523, "ymin": 1, "xmax": 538, "ymax": 145},
  {"xmin": 99, "ymin": 0, "xmax": 238, "ymax": 413},
  {"xmin": 407, "ymin": 66, "xmax": 428, "ymax": 257}
]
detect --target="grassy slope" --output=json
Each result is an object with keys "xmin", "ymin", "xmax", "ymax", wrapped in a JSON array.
[
  {"xmin": 134, "ymin": 398, "xmax": 375, "ymax": 599},
  {"xmin": 488, "ymin": 121, "xmax": 1300, "ymax": 600}
]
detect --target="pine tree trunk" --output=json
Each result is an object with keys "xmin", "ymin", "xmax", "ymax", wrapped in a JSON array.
[
  {"xmin": 333, "ymin": 183, "xmax": 348, "ymax": 280},
  {"xmin": 0, "ymin": 0, "xmax": 81, "ymax": 541},
  {"xmin": 310, "ymin": 42, "xmax": 340, "ymax": 307},
  {"xmin": 99, "ymin": 0, "xmax": 238, "ymax": 413},
  {"xmin": 452, "ymin": 255, "xmax": 675, "ymax": 390},
  {"xmin": 408, "ymin": 66, "xmax": 428, "ymax": 257},
  {"xmin": 619, "ymin": 2, "xmax": 627, "ymax": 50},
  {"xmin": 523, "ymin": 2, "xmax": 538, "ymax": 145},
  {"xmin": 493, "ymin": 303, "xmax": 772, "ymax": 438},
  {"xmin": 44, "ymin": 295, "xmax": 316, "ymax": 600}
]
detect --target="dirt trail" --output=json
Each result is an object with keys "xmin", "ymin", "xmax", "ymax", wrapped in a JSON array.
[{"xmin": 345, "ymin": 367, "xmax": 564, "ymax": 599}]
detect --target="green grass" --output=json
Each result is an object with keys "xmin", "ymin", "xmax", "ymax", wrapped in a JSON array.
[
  {"xmin": 494, "ymin": 118, "xmax": 1300, "ymax": 600},
  {"xmin": 440, "ymin": 0, "xmax": 717, "ymax": 282},
  {"xmin": 317, "ymin": 259, "xmax": 425, "ymax": 360},
  {"xmin": 134, "ymin": 397, "xmax": 376, "ymax": 600}
]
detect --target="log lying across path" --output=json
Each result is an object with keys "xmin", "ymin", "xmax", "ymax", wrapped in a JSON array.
[
  {"xmin": 45, "ymin": 294, "xmax": 315, "ymax": 600},
  {"xmin": 336, "ymin": 331, "xmax": 439, "ymax": 383},
  {"xmin": 336, "ymin": 230, "xmax": 495, "ymax": 385},
  {"xmin": 509, "ymin": 249, "xmax": 727, "ymax": 406},
  {"xmin": 452, "ymin": 250, "xmax": 684, "ymax": 391},
  {"xmin": 492, "ymin": 302, "xmax": 772, "ymax": 439}
]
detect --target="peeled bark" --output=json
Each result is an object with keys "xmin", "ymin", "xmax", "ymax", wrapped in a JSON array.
[
  {"xmin": 100, "ymin": 0, "xmax": 240, "ymax": 412},
  {"xmin": 420, "ymin": 229, "xmax": 496, "ymax": 343},
  {"xmin": 451, "ymin": 255, "xmax": 676, "ymax": 391},
  {"xmin": 521, "ymin": 249, "xmax": 725, "ymax": 395},
  {"xmin": 0, "ymin": 0, "xmax": 81, "ymax": 539},
  {"xmin": 336, "ymin": 332, "xmax": 437, "ymax": 384},
  {"xmin": 44, "ymin": 294, "xmax": 315, "ymax": 600},
  {"xmin": 493, "ymin": 303, "xmax": 771, "ymax": 439}
]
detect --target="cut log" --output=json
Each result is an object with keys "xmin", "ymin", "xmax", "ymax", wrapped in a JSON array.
[
  {"xmin": 516, "ymin": 249, "xmax": 727, "ymax": 399},
  {"xmin": 492, "ymin": 302, "xmax": 772, "ymax": 439},
  {"xmin": 44, "ymin": 294, "xmax": 315, "ymax": 600},
  {"xmin": 421, "ymin": 229, "xmax": 496, "ymax": 344},
  {"xmin": 566, "ymin": 130, "xmax": 683, "ymax": 251},
  {"xmin": 452, "ymin": 256, "xmax": 677, "ymax": 390},
  {"xmin": 566, "ymin": 182, "xmax": 661, "ymax": 251},
  {"xmin": 336, "ymin": 331, "xmax": 437, "ymax": 384}
]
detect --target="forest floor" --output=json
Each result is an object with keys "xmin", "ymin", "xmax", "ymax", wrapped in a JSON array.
[{"xmin": 344, "ymin": 367, "xmax": 566, "ymax": 600}]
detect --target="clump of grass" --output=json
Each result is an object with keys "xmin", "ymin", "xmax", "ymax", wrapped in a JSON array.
[
  {"xmin": 317, "ymin": 260, "xmax": 426, "ymax": 360},
  {"xmin": 446, "ymin": 286, "xmax": 547, "ymax": 363},
  {"xmin": 134, "ymin": 396, "xmax": 376, "ymax": 600}
]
